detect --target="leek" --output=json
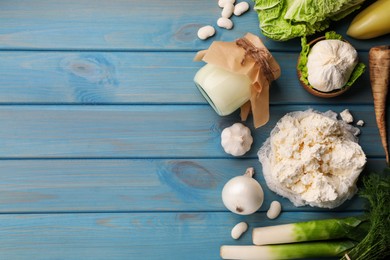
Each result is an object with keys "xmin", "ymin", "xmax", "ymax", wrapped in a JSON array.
[
  {"xmin": 252, "ymin": 216, "xmax": 369, "ymax": 245},
  {"xmin": 221, "ymin": 241, "xmax": 356, "ymax": 260}
]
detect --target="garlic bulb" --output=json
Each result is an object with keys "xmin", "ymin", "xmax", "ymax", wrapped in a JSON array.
[
  {"xmin": 307, "ymin": 39, "xmax": 358, "ymax": 92},
  {"xmin": 221, "ymin": 123, "xmax": 253, "ymax": 156}
]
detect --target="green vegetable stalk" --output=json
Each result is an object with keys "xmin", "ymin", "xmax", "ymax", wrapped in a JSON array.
[
  {"xmin": 221, "ymin": 241, "xmax": 357, "ymax": 260},
  {"xmin": 252, "ymin": 216, "xmax": 369, "ymax": 246}
]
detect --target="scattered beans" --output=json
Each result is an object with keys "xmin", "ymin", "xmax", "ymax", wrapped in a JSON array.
[
  {"xmin": 266, "ymin": 201, "xmax": 282, "ymax": 219},
  {"xmin": 197, "ymin": 25, "xmax": 216, "ymax": 40},
  {"xmin": 234, "ymin": 2, "xmax": 250, "ymax": 16},
  {"xmin": 217, "ymin": 17, "xmax": 233, "ymax": 30},
  {"xmin": 221, "ymin": 3, "xmax": 234, "ymax": 18},
  {"xmin": 196, "ymin": 1, "xmax": 250, "ymax": 40},
  {"xmin": 231, "ymin": 222, "xmax": 248, "ymax": 239},
  {"xmin": 218, "ymin": 0, "xmax": 236, "ymax": 8}
]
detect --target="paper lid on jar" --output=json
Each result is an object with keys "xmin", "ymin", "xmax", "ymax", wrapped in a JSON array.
[{"xmin": 194, "ymin": 33, "xmax": 281, "ymax": 128}]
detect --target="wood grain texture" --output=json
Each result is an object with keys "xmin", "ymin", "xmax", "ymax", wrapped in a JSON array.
[
  {"xmin": 0, "ymin": 51, "xmax": 374, "ymax": 104},
  {"xmin": 0, "ymin": 158, "xmax": 384, "ymax": 213},
  {"xmin": 0, "ymin": 0, "xmax": 389, "ymax": 259},
  {"xmin": 0, "ymin": 0, "xmax": 387, "ymax": 51},
  {"xmin": 0, "ymin": 212, "xmax": 362, "ymax": 260},
  {"xmin": 0, "ymin": 105, "xmax": 386, "ymax": 158}
]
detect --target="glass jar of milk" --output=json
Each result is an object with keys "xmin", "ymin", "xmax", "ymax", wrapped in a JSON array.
[{"xmin": 194, "ymin": 64, "xmax": 251, "ymax": 116}]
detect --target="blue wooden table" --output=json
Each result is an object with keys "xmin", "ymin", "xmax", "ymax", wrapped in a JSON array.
[{"xmin": 0, "ymin": 1, "xmax": 389, "ymax": 259}]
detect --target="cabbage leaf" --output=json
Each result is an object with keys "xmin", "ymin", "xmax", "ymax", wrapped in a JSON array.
[{"xmin": 253, "ymin": 0, "xmax": 366, "ymax": 41}]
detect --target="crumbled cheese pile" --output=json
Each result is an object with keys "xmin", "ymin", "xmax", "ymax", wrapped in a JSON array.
[{"xmin": 258, "ymin": 109, "xmax": 366, "ymax": 208}]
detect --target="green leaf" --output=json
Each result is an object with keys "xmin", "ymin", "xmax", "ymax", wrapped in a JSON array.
[
  {"xmin": 346, "ymin": 63, "xmax": 366, "ymax": 87},
  {"xmin": 269, "ymin": 240, "xmax": 357, "ymax": 259},
  {"xmin": 293, "ymin": 217, "xmax": 369, "ymax": 242},
  {"xmin": 341, "ymin": 170, "xmax": 390, "ymax": 260},
  {"xmin": 297, "ymin": 36, "xmax": 311, "ymax": 86},
  {"xmin": 325, "ymin": 31, "xmax": 343, "ymax": 40},
  {"xmin": 253, "ymin": 0, "xmax": 366, "ymax": 41}
]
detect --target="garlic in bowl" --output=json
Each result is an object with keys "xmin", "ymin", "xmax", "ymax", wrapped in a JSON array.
[{"xmin": 297, "ymin": 32, "xmax": 366, "ymax": 98}]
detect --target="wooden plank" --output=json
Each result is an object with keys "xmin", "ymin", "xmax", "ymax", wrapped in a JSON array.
[
  {"xmin": 0, "ymin": 51, "xmax": 203, "ymax": 104},
  {"xmin": 0, "ymin": 0, "xmax": 256, "ymax": 50},
  {"xmin": 1, "ymin": 158, "xmax": 384, "ymax": 213},
  {"xmin": 0, "ymin": 2, "xmax": 386, "ymax": 260},
  {"xmin": 0, "ymin": 211, "xmax": 362, "ymax": 260},
  {"xmin": 0, "ymin": 51, "xmax": 374, "ymax": 105},
  {"xmin": 0, "ymin": 105, "xmax": 386, "ymax": 158},
  {"xmin": 0, "ymin": 0, "xmax": 388, "ymax": 51}
]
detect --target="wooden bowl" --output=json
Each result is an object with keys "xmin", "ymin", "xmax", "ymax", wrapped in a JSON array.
[{"xmin": 297, "ymin": 36, "xmax": 354, "ymax": 98}]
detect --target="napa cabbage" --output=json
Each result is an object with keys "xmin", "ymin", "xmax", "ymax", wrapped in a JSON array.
[{"xmin": 253, "ymin": 0, "xmax": 366, "ymax": 41}]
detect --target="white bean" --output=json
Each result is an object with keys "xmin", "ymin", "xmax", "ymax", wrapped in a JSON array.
[
  {"xmin": 231, "ymin": 222, "xmax": 248, "ymax": 239},
  {"xmin": 266, "ymin": 201, "xmax": 282, "ymax": 219},
  {"xmin": 197, "ymin": 25, "xmax": 215, "ymax": 40},
  {"xmin": 217, "ymin": 17, "xmax": 233, "ymax": 30},
  {"xmin": 221, "ymin": 3, "xmax": 234, "ymax": 18},
  {"xmin": 218, "ymin": 0, "xmax": 236, "ymax": 8},
  {"xmin": 234, "ymin": 2, "xmax": 250, "ymax": 16}
]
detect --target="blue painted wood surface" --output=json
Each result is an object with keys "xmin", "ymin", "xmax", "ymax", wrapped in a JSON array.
[{"xmin": 0, "ymin": 0, "xmax": 389, "ymax": 259}]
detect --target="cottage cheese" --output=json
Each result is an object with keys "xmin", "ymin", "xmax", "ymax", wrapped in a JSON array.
[
  {"xmin": 340, "ymin": 109, "xmax": 354, "ymax": 123},
  {"xmin": 356, "ymin": 120, "xmax": 365, "ymax": 126},
  {"xmin": 258, "ymin": 110, "xmax": 366, "ymax": 208}
]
